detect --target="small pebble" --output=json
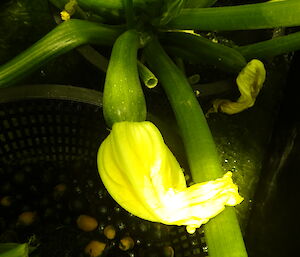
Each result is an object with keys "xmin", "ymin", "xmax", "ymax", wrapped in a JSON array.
[
  {"xmin": 0, "ymin": 196, "xmax": 12, "ymax": 207},
  {"xmin": 119, "ymin": 236, "xmax": 135, "ymax": 251},
  {"xmin": 77, "ymin": 214, "xmax": 98, "ymax": 232},
  {"xmin": 17, "ymin": 211, "xmax": 37, "ymax": 226},
  {"xmin": 103, "ymin": 225, "xmax": 116, "ymax": 239},
  {"xmin": 84, "ymin": 240, "xmax": 106, "ymax": 257}
]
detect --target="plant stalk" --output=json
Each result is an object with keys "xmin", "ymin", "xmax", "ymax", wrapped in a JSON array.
[
  {"xmin": 144, "ymin": 38, "xmax": 247, "ymax": 257},
  {"xmin": 167, "ymin": 1, "xmax": 300, "ymax": 31},
  {"xmin": 0, "ymin": 19, "xmax": 123, "ymax": 88},
  {"xmin": 237, "ymin": 31, "xmax": 300, "ymax": 60}
]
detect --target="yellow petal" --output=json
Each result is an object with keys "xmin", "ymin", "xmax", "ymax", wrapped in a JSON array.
[
  {"xmin": 97, "ymin": 121, "xmax": 243, "ymax": 233},
  {"xmin": 208, "ymin": 59, "xmax": 266, "ymax": 115}
]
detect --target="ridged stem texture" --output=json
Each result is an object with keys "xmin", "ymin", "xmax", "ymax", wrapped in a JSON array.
[
  {"xmin": 237, "ymin": 31, "xmax": 300, "ymax": 60},
  {"xmin": 167, "ymin": 1, "xmax": 300, "ymax": 31},
  {"xmin": 0, "ymin": 19, "xmax": 123, "ymax": 88},
  {"xmin": 144, "ymin": 38, "xmax": 247, "ymax": 257}
]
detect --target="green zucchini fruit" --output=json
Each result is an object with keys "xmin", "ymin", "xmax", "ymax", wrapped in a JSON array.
[{"xmin": 103, "ymin": 29, "xmax": 146, "ymax": 127}]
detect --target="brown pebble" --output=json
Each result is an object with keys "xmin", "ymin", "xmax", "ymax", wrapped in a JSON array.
[
  {"xmin": 53, "ymin": 183, "xmax": 67, "ymax": 198},
  {"xmin": 119, "ymin": 236, "xmax": 134, "ymax": 251},
  {"xmin": 84, "ymin": 240, "xmax": 106, "ymax": 257},
  {"xmin": 17, "ymin": 211, "xmax": 37, "ymax": 226},
  {"xmin": 103, "ymin": 225, "xmax": 116, "ymax": 239},
  {"xmin": 77, "ymin": 215, "xmax": 98, "ymax": 232},
  {"xmin": 0, "ymin": 196, "xmax": 12, "ymax": 207}
]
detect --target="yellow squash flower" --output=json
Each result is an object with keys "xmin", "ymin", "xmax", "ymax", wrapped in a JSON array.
[
  {"xmin": 97, "ymin": 121, "xmax": 243, "ymax": 233},
  {"xmin": 208, "ymin": 59, "xmax": 266, "ymax": 115}
]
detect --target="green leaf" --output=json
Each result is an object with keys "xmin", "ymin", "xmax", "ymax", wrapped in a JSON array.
[{"xmin": 0, "ymin": 243, "xmax": 28, "ymax": 257}]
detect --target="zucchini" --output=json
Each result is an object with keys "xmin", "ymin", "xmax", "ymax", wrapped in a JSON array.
[{"xmin": 103, "ymin": 29, "xmax": 146, "ymax": 127}]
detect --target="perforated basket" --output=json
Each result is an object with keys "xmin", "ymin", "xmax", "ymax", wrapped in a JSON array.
[{"xmin": 0, "ymin": 84, "xmax": 207, "ymax": 257}]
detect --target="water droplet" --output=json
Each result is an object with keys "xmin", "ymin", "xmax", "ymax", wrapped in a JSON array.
[
  {"xmin": 224, "ymin": 159, "xmax": 228, "ymax": 163},
  {"xmin": 114, "ymin": 206, "xmax": 121, "ymax": 213},
  {"xmin": 99, "ymin": 206, "xmax": 108, "ymax": 214},
  {"xmin": 87, "ymin": 180, "xmax": 94, "ymax": 188},
  {"xmin": 74, "ymin": 186, "xmax": 81, "ymax": 194},
  {"xmin": 191, "ymin": 240, "xmax": 198, "ymax": 246},
  {"xmin": 202, "ymin": 246, "xmax": 208, "ymax": 253},
  {"xmin": 194, "ymin": 90, "xmax": 201, "ymax": 97},
  {"xmin": 40, "ymin": 70, "xmax": 46, "ymax": 77}
]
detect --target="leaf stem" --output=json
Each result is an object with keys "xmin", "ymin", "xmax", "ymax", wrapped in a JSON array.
[
  {"xmin": 237, "ymin": 31, "xmax": 300, "ymax": 60},
  {"xmin": 144, "ymin": 37, "xmax": 247, "ymax": 257},
  {"xmin": 0, "ymin": 20, "xmax": 123, "ymax": 88},
  {"xmin": 167, "ymin": 1, "xmax": 300, "ymax": 31}
]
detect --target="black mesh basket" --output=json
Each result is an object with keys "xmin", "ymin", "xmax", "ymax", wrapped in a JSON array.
[{"xmin": 0, "ymin": 84, "xmax": 207, "ymax": 257}]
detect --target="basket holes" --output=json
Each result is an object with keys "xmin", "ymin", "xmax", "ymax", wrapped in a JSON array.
[
  {"xmin": 4, "ymin": 144, "xmax": 10, "ymax": 152},
  {"xmin": 65, "ymin": 146, "xmax": 69, "ymax": 153},
  {"xmin": 16, "ymin": 129, "xmax": 22, "ymax": 138},
  {"xmin": 27, "ymin": 138, "xmax": 33, "ymax": 146},
  {"xmin": 7, "ymin": 131, "xmax": 14, "ymax": 140},
  {"xmin": 41, "ymin": 126, "xmax": 46, "ymax": 135},
  {"xmin": 192, "ymin": 248, "xmax": 201, "ymax": 255},
  {"xmin": 55, "ymin": 115, "xmax": 61, "ymax": 123},
  {"xmin": 11, "ymin": 117, "xmax": 19, "ymax": 127},
  {"xmin": 47, "ymin": 114, "xmax": 53, "ymax": 123},
  {"xmin": 18, "ymin": 107, "xmax": 24, "ymax": 113},
  {"xmin": 182, "ymin": 242, "xmax": 189, "ymax": 249},
  {"xmin": 42, "ymin": 137, "xmax": 47, "ymax": 144},
  {"xmin": 20, "ymin": 140, "xmax": 25, "ymax": 148},
  {"xmin": 29, "ymin": 115, "xmax": 37, "ymax": 124},
  {"xmin": 56, "ymin": 126, "xmax": 62, "ymax": 134},
  {"xmin": 35, "ymin": 138, "xmax": 40, "ymax": 145},
  {"xmin": 0, "ymin": 134, "xmax": 5, "ymax": 142},
  {"xmin": 12, "ymin": 142, "xmax": 18, "ymax": 150},
  {"xmin": 24, "ymin": 128, "xmax": 30, "ymax": 137},
  {"xmin": 57, "ymin": 137, "xmax": 63, "ymax": 144},
  {"xmin": 48, "ymin": 126, "xmax": 54, "ymax": 134},
  {"xmin": 32, "ymin": 127, "xmax": 38, "ymax": 135},
  {"xmin": 3, "ymin": 120, "xmax": 10, "ymax": 129},
  {"xmin": 38, "ymin": 114, "xmax": 44, "ymax": 123},
  {"xmin": 21, "ymin": 117, "xmax": 28, "ymax": 126},
  {"xmin": 64, "ymin": 126, "xmax": 70, "ymax": 134}
]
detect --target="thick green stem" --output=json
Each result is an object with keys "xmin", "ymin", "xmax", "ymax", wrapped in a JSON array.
[
  {"xmin": 167, "ymin": 1, "xmax": 300, "ymax": 31},
  {"xmin": 184, "ymin": 0, "xmax": 217, "ymax": 8},
  {"xmin": 160, "ymin": 32, "xmax": 246, "ymax": 73},
  {"xmin": 0, "ymin": 19, "xmax": 123, "ymax": 88},
  {"xmin": 237, "ymin": 31, "xmax": 300, "ymax": 60},
  {"xmin": 123, "ymin": 0, "xmax": 135, "ymax": 28},
  {"xmin": 144, "ymin": 38, "xmax": 247, "ymax": 257}
]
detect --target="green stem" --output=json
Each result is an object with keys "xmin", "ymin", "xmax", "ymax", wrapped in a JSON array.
[
  {"xmin": 123, "ymin": 0, "xmax": 135, "ymax": 29},
  {"xmin": 167, "ymin": 1, "xmax": 300, "ymax": 31},
  {"xmin": 237, "ymin": 31, "xmax": 300, "ymax": 60},
  {"xmin": 0, "ymin": 19, "xmax": 123, "ymax": 88},
  {"xmin": 51, "ymin": 0, "xmax": 160, "ymax": 11},
  {"xmin": 160, "ymin": 32, "xmax": 246, "ymax": 73},
  {"xmin": 184, "ymin": 0, "xmax": 217, "ymax": 8},
  {"xmin": 144, "ymin": 38, "xmax": 247, "ymax": 257},
  {"xmin": 137, "ymin": 61, "xmax": 158, "ymax": 88}
]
